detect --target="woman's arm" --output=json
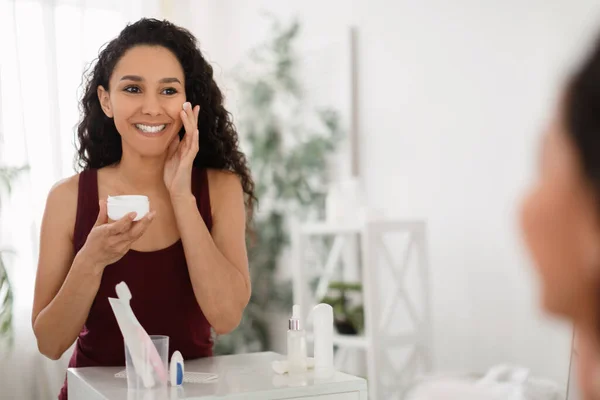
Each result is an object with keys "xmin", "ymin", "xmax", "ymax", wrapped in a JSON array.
[
  {"xmin": 31, "ymin": 177, "xmax": 102, "ymax": 360},
  {"xmin": 171, "ymin": 170, "xmax": 250, "ymax": 335},
  {"xmin": 32, "ymin": 176, "xmax": 154, "ymax": 360}
]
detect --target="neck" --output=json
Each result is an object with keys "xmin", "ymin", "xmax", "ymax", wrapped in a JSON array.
[{"xmin": 115, "ymin": 152, "xmax": 167, "ymax": 193}]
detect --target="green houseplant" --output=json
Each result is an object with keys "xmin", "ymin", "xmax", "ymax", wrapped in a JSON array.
[
  {"xmin": 0, "ymin": 165, "xmax": 28, "ymax": 352},
  {"xmin": 214, "ymin": 16, "xmax": 341, "ymax": 354},
  {"xmin": 321, "ymin": 281, "xmax": 364, "ymax": 335}
]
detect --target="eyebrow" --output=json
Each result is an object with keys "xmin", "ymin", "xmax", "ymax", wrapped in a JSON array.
[{"xmin": 119, "ymin": 75, "xmax": 182, "ymax": 84}]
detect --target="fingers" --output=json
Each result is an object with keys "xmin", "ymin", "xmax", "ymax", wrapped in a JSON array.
[
  {"xmin": 192, "ymin": 106, "xmax": 200, "ymax": 152},
  {"xmin": 180, "ymin": 102, "xmax": 200, "ymax": 138},
  {"xmin": 192, "ymin": 128, "xmax": 199, "ymax": 152},
  {"xmin": 180, "ymin": 102, "xmax": 195, "ymax": 135},
  {"xmin": 167, "ymin": 134, "xmax": 180, "ymax": 159},
  {"xmin": 107, "ymin": 212, "xmax": 137, "ymax": 235},
  {"xmin": 94, "ymin": 200, "xmax": 108, "ymax": 227},
  {"xmin": 179, "ymin": 102, "xmax": 200, "ymax": 157},
  {"xmin": 122, "ymin": 210, "xmax": 156, "ymax": 242}
]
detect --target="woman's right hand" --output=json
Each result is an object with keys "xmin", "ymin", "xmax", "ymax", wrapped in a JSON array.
[{"xmin": 78, "ymin": 200, "xmax": 155, "ymax": 273}]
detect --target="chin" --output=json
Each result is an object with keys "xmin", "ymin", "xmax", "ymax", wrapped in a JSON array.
[
  {"xmin": 539, "ymin": 284, "xmax": 562, "ymax": 316},
  {"xmin": 541, "ymin": 287, "xmax": 580, "ymax": 321},
  {"xmin": 141, "ymin": 147, "xmax": 170, "ymax": 158},
  {"xmin": 122, "ymin": 137, "xmax": 168, "ymax": 158},
  {"xmin": 540, "ymin": 293, "xmax": 557, "ymax": 315}
]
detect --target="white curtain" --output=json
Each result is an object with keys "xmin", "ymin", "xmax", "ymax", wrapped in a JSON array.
[{"xmin": 0, "ymin": 0, "xmax": 164, "ymax": 398}]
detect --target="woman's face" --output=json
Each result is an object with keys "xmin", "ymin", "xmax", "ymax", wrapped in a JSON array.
[
  {"xmin": 520, "ymin": 102, "xmax": 600, "ymax": 321},
  {"xmin": 98, "ymin": 45, "xmax": 186, "ymax": 158}
]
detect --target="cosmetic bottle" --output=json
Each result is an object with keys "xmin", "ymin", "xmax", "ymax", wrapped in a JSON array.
[
  {"xmin": 311, "ymin": 303, "xmax": 334, "ymax": 379},
  {"xmin": 287, "ymin": 304, "xmax": 307, "ymax": 375}
]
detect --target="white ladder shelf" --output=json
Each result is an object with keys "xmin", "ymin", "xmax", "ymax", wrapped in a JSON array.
[{"xmin": 291, "ymin": 219, "xmax": 432, "ymax": 399}]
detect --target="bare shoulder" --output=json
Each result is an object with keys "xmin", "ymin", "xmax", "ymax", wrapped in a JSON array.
[
  {"xmin": 205, "ymin": 169, "xmax": 243, "ymax": 213},
  {"xmin": 45, "ymin": 173, "xmax": 80, "ymax": 239},
  {"xmin": 206, "ymin": 169, "xmax": 242, "ymax": 195},
  {"xmin": 46, "ymin": 173, "xmax": 79, "ymax": 206}
]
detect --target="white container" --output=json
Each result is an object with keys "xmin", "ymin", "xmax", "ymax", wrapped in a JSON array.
[
  {"xmin": 311, "ymin": 303, "xmax": 334, "ymax": 379},
  {"xmin": 170, "ymin": 350, "xmax": 184, "ymax": 386},
  {"xmin": 107, "ymin": 195, "xmax": 149, "ymax": 221},
  {"xmin": 287, "ymin": 304, "xmax": 307, "ymax": 375}
]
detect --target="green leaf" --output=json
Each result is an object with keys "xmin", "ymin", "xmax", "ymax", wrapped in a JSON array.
[
  {"xmin": 0, "ymin": 165, "xmax": 29, "ymax": 196},
  {"xmin": 0, "ymin": 165, "xmax": 26, "ymax": 352},
  {"xmin": 0, "ymin": 253, "xmax": 14, "ymax": 351},
  {"xmin": 329, "ymin": 282, "xmax": 362, "ymax": 292}
]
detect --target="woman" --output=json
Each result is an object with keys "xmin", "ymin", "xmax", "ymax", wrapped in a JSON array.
[
  {"xmin": 520, "ymin": 31, "xmax": 600, "ymax": 399},
  {"xmin": 409, "ymin": 31, "xmax": 600, "ymax": 400},
  {"xmin": 30, "ymin": 18, "xmax": 254, "ymax": 400}
]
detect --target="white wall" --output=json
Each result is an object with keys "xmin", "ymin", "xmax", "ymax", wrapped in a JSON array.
[{"xmin": 180, "ymin": 0, "xmax": 600, "ymax": 386}]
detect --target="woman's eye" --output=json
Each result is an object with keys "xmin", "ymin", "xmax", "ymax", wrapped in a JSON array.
[
  {"xmin": 162, "ymin": 88, "xmax": 178, "ymax": 95},
  {"xmin": 124, "ymin": 86, "xmax": 141, "ymax": 94}
]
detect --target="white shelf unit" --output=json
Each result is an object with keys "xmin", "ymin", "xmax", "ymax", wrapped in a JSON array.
[
  {"xmin": 291, "ymin": 219, "xmax": 432, "ymax": 400},
  {"xmin": 307, "ymin": 332, "xmax": 368, "ymax": 349}
]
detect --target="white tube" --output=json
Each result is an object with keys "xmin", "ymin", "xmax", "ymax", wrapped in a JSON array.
[
  {"xmin": 109, "ymin": 281, "xmax": 168, "ymax": 388},
  {"xmin": 311, "ymin": 303, "xmax": 334, "ymax": 379},
  {"xmin": 109, "ymin": 298, "xmax": 155, "ymax": 388}
]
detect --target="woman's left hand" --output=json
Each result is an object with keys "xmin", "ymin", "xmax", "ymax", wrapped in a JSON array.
[{"xmin": 164, "ymin": 102, "xmax": 200, "ymax": 199}]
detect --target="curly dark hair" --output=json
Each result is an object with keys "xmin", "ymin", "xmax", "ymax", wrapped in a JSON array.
[{"xmin": 76, "ymin": 18, "xmax": 255, "ymax": 216}]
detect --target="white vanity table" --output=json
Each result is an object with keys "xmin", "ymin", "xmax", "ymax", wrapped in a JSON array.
[{"xmin": 68, "ymin": 352, "xmax": 368, "ymax": 400}]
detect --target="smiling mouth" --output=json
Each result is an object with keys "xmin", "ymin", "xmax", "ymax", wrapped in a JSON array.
[{"xmin": 134, "ymin": 123, "xmax": 168, "ymax": 135}]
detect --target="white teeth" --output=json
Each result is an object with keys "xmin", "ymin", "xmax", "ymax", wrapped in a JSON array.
[{"xmin": 135, "ymin": 124, "xmax": 166, "ymax": 133}]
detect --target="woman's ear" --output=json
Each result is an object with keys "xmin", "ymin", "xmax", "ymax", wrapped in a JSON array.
[{"xmin": 97, "ymin": 85, "xmax": 113, "ymax": 118}]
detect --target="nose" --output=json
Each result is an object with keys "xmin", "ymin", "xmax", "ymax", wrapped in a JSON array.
[{"xmin": 141, "ymin": 93, "xmax": 162, "ymax": 116}]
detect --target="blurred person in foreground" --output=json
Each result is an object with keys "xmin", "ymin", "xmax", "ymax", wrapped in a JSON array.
[
  {"xmin": 409, "ymin": 30, "xmax": 600, "ymax": 400},
  {"xmin": 521, "ymin": 29, "xmax": 600, "ymax": 400}
]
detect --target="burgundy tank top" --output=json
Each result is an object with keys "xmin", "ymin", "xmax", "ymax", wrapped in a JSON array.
[{"xmin": 58, "ymin": 168, "xmax": 213, "ymax": 400}]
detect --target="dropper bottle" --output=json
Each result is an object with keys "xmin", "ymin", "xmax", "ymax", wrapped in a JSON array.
[{"xmin": 287, "ymin": 304, "xmax": 307, "ymax": 375}]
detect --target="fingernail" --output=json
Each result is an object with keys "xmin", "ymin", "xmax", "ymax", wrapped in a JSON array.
[
  {"xmin": 183, "ymin": 102, "xmax": 191, "ymax": 110},
  {"xmin": 129, "ymin": 212, "xmax": 137, "ymax": 220}
]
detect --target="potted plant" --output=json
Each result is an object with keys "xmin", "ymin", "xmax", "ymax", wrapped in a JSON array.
[
  {"xmin": 321, "ymin": 281, "xmax": 364, "ymax": 335},
  {"xmin": 213, "ymin": 16, "xmax": 341, "ymax": 355}
]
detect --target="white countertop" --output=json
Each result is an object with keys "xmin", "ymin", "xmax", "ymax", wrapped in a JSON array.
[{"xmin": 68, "ymin": 352, "xmax": 367, "ymax": 400}]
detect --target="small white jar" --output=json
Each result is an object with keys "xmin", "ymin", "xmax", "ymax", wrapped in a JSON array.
[{"xmin": 107, "ymin": 195, "xmax": 149, "ymax": 221}]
